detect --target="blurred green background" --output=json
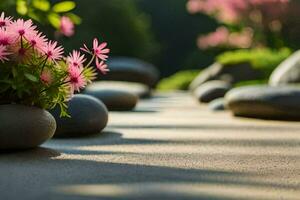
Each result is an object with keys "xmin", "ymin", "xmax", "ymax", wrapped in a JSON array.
[
  {"xmin": 59, "ymin": 0, "xmax": 219, "ymax": 77},
  {"xmin": 2, "ymin": 0, "xmax": 300, "ymax": 89},
  {"xmin": 3, "ymin": 0, "xmax": 220, "ymax": 77}
]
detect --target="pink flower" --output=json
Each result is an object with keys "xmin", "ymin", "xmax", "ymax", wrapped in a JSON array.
[
  {"xmin": 0, "ymin": 45, "xmax": 10, "ymax": 62},
  {"xmin": 59, "ymin": 16, "xmax": 75, "ymax": 37},
  {"xmin": 186, "ymin": 0, "xmax": 247, "ymax": 22},
  {"xmin": 96, "ymin": 60, "xmax": 109, "ymax": 75},
  {"xmin": 92, "ymin": 38, "xmax": 110, "ymax": 61},
  {"xmin": 80, "ymin": 43, "xmax": 90, "ymax": 54},
  {"xmin": 42, "ymin": 41, "xmax": 64, "ymax": 62},
  {"xmin": 26, "ymin": 31, "xmax": 48, "ymax": 52},
  {"xmin": 187, "ymin": 0, "xmax": 205, "ymax": 14},
  {"xmin": 228, "ymin": 28, "xmax": 253, "ymax": 48},
  {"xmin": 67, "ymin": 66, "xmax": 87, "ymax": 93},
  {"xmin": 0, "ymin": 12, "xmax": 12, "ymax": 27},
  {"xmin": 198, "ymin": 26, "xmax": 229, "ymax": 49},
  {"xmin": 9, "ymin": 46, "xmax": 30, "ymax": 62},
  {"xmin": 0, "ymin": 28, "xmax": 14, "ymax": 46},
  {"xmin": 40, "ymin": 69, "xmax": 53, "ymax": 85},
  {"xmin": 6, "ymin": 19, "xmax": 37, "ymax": 40},
  {"xmin": 197, "ymin": 26, "xmax": 253, "ymax": 49},
  {"xmin": 187, "ymin": 0, "xmax": 290, "ymax": 23},
  {"xmin": 67, "ymin": 50, "xmax": 86, "ymax": 68},
  {"xmin": 80, "ymin": 38, "xmax": 110, "ymax": 74},
  {"xmin": 81, "ymin": 38, "xmax": 110, "ymax": 60}
]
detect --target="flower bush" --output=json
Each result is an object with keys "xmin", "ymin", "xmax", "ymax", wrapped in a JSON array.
[
  {"xmin": 197, "ymin": 26, "xmax": 253, "ymax": 49},
  {"xmin": 59, "ymin": 15, "xmax": 75, "ymax": 37},
  {"xmin": 187, "ymin": 0, "xmax": 290, "ymax": 24},
  {"xmin": 0, "ymin": 12, "xmax": 109, "ymax": 117},
  {"xmin": 187, "ymin": 0, "xmax": 300, "ymax": 49},
  {"xmin": 1, "ymin": 0, "xmax": 78, "ymax": 38}
]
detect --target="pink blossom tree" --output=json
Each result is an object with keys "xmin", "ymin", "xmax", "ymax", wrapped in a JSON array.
[{"xmin": 187, "ymin": 0, "xmax": 299, "ymax": 50}]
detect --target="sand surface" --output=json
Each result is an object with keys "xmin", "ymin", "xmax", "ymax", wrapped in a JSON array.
[{"xmin": 1, "ymin": 92, "xmax": 299, "ymax": 200}]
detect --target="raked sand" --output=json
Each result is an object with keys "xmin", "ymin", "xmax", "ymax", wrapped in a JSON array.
[{"xmin": 0, "ymin": 92, "xmax": 299, "ymax": 200}]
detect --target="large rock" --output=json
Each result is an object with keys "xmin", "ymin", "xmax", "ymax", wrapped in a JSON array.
[
  {"xmin": 194, "ymin": 81, "xmax": 232, "ymax": 103},
  {"xmin": 99, "ymin": 57, "xmax": 160, "ymax": 88},
  {"xmin": 86, "ymin": 81, "xmax": 151, "ymax": 99},
  {"xmin": 50, "ymin": 94, "xmax": 108, "ymax": 138},
  {"xmin": 269, "ymin": 50, "xmax": 300, "ymax": 86},
  {"xmin": 84, "ymin": 89, "xmax": 138, "ymax": 111},
  {"xmin": 209, "ymin": 98, "xmax": 226, "ymax": 111},
  {"xmin": 0, "ymin": 105, "xmax": 56, "ymax": 150},
  {"xmin": 189, "ymin": 62, "xmax": 262, "ymax": 91},
  {"xmin": 225, "ymin": 85, "xmax": 300, "ymax": 120}
]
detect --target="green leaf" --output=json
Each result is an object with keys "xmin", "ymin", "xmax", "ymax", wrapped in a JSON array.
[
  {"xmin": 47, "ymin": 12, "xmax": 60, "ymax": 28},
  {"xmin": 16, "ymin": 0, "xmax": 28, "ymax": 15},
  {"xmin": 82, "ymin": 66, "xmax": 97, "ymax": 82},
  {"xmin": 59, "ymin": 102, "xmax": 70, "ymax": 118},
  {"xmin": 12, "ymin": 67, "xmax": 18, "ymax": 78},
  {"xmin": 28, "ymin": 11, "xmax": 41, "ymax": 22},
  {"xmin": 32, "ymin": 0, "xmax": 50, "ymax": 12},
  {"xmin": 52, "ymin": 1, "xmax": 76, "ymax": 13},
  {"xmin": 66, "ymin": 13, "xmax": 82, "ymax": 25},
  {"xmin": 25, "ymin": 73, "xmax": 39, "ymax": 82}
]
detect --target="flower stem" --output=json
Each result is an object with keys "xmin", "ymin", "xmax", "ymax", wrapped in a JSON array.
[
  {"xmin": 40, "ymin": 57, "xmax": 48, "ymax": 75},
  {"xmin": 86, "ymin": 54, "xmax": 95, "ymax": 68}
]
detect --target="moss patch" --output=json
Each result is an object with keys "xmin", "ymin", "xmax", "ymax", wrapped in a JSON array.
[
  {"xmin": 157, "ymin": 70, "xmax": 200, "ymax": 91},
  {"xmin": 217, "ymin": 48, "xmax": 291, "ymax": 76}
]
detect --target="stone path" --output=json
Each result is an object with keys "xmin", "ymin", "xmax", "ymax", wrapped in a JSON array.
[{"xmin": 0, "ymin": 92, "xmax": 300, "ymax": 200}]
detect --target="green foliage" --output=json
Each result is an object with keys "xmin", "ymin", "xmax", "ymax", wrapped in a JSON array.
[
  {"xmin": 1, "ymin": 0, "xmax": 80, "ymax": 30},
  {"xmin": 234, "ymin": 79, "xmax": 268, "ymax": 88},
  {"xmin": 0, "ymin": 0, "xmax": 15, "ymax": 14},
  {"xmin": 157, "ymin": 70, "xmax": 200, "ymax": 91},
  {"xmin": 0, "ymin": 48, "xmax": 97, "ymax": 117},
  {"xmin": 52, "ymin": 1, "xmax": 75, "ymax": 13},
  {"xmin": 61, "ymin": 0, "xmax": 159, "ymax": 62},
  {"xmin": 217, "ymin": 48, "xmax": 291, "ymax": 76},
  {"xmin": 0, "ymin": 47, "xmax": 69, "ymax": 116},
  {"xmin": 138, "ymin": 0, "xmax": 218, "ymax": 77}
]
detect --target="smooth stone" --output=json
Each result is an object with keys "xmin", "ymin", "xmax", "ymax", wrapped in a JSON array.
[
  {"xmin": 86, "ymin": 81, "xmax": 151, "ymax": 99},
  {"xmin": 269, "ymin": 50, "xmax": 300, "ymax": 86},
  {"xmin": 225, "ymin": 85, "xmax": 300, "ymax": 120},
  {"xmin": 189, "ymin": 62, "xmax": 262, "ymax": 91},
  {"xmin": 99, "ymin": 57, "xmax": 160, "ymax": 88},
  {"xmin": 0, "ymin": 105, "xmax": 56, "ymax": 150},
  {"xmin": 84, "ymin": 89, "xmax": 138, "ymax": 111},
  {"xmin": 209, "ymin": 98, "xmax": 226, "ymax": 111},
  {"xmin": 50, "ymin": 94, "xmax": 108, "ymax": 138},
  {"xmin": 194, "ymin": 81, "xmax": 232, "ymax": 103}
]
